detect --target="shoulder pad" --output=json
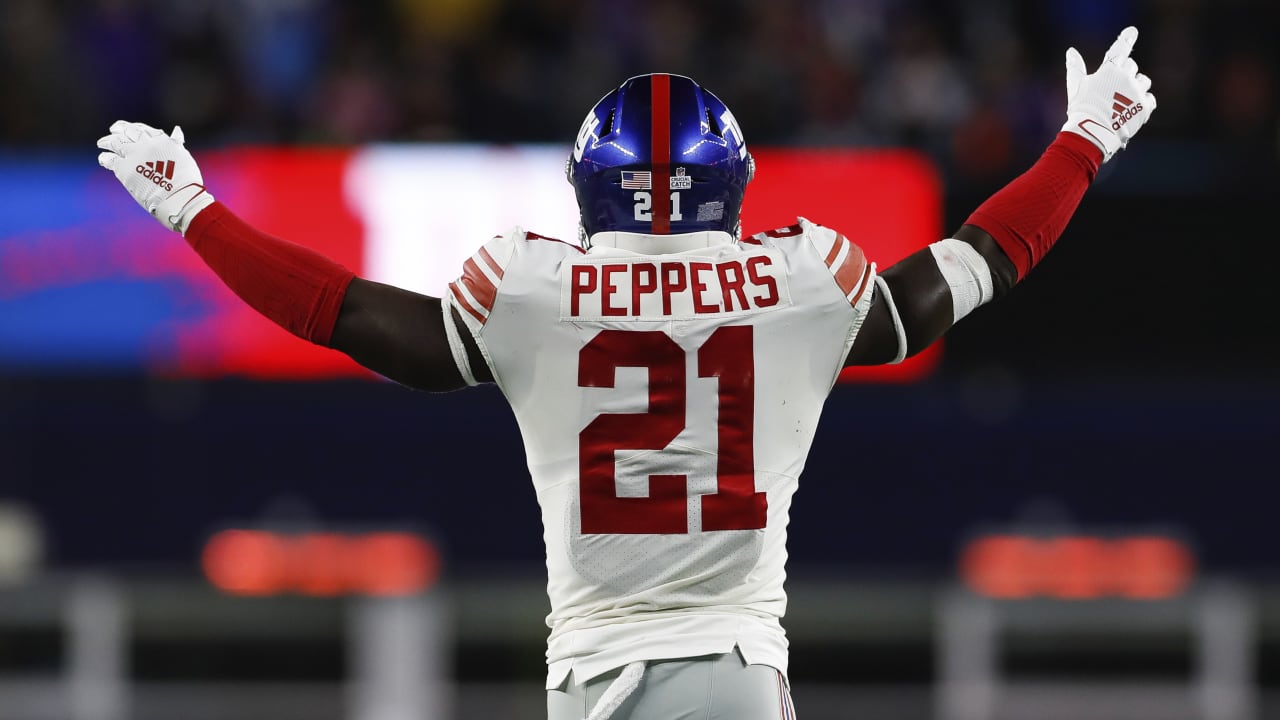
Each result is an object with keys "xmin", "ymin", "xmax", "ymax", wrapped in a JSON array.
[
  {"xmin": 779, "ymin": 218, "xmax": 873, "ymax": 308},
  {"xmin": 448, "ymin": 233, "xmax": 515, "ymax": 324}
]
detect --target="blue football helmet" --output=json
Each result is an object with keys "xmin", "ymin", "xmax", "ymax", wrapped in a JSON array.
[{"xmin": 567, "ymin": 73, "xmax": 755, "ymax": 243}]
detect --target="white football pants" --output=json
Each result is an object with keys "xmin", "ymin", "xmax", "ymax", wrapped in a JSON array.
[{"xmin": 546, "ymin": 648, "xmax": 796, "ymax": 720}]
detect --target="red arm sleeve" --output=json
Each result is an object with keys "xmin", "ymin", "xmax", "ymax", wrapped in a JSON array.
[
  {"xmin": 964, "ymin": 132, "xmax": 1103, "ymax": 281},
  {"xmin": 183, "ymin": 202, "xmax": 356, "ymax": 346}
]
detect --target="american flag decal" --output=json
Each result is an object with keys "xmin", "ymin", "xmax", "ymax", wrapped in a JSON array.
[{"xmin": 620, "ymin": 170, "xmax": 652, "ymax": 189}]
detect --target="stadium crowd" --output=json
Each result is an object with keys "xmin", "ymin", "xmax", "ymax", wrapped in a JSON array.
[{"xmin": 3, "ymin": 0, "xmax": 1275, "ymax": 185}]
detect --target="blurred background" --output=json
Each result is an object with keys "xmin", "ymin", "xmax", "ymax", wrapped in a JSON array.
[{"xmin": 1, "ymin": 0, "xmax": 1278, "ymax": 718}]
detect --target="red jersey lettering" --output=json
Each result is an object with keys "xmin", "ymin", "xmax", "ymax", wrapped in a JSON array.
[
  {"xmin": 571, "ymin": 265, "xmax": 597, "ymax": 316},
  {"xmin": 746, "ymin": 256, "xmax": 779, "ymax": 307},
  {"xmin": 632, "ymin": 262, "xmax": 658, "ymax": 315},
  {"xmin": 563, "ymin": 252, "xmax": 790, "ymax": 320},
  {"xmin": 717, "ymin": 261, "xmax": 749, "ymax": 312},
  {"xmin": 689, "ymin": 262, "xmax": 717, "ymax": 314},
  {"xmin": 660, "ymin": 262, "xmax": 688, "ymax": 316},
  {"xmin": 601, "ymin": 264, "xmax": 627, "ymax": 317}
]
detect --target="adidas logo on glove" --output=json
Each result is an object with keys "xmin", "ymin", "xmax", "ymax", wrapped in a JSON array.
[
  {"xmin": 1110, "ymin": 92, "xmax": 1143, "ymax": 131},
  {"xmin": 135, "ymin": 160, "xmax": 176, "ymax": 192}
]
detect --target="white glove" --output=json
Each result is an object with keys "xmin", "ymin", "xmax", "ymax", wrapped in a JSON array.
[
  {"xmin": 97, "ymin": 121, "xmax": 216, "ymax": 234},
  {"xmin": 1061, "ymin": 26, "xmax": 1157, "ymax": 163}
]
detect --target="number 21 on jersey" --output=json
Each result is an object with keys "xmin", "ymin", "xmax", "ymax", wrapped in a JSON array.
[{"xmin": 578, "ymin": 326, "xmax": 766, "ymax": 535}]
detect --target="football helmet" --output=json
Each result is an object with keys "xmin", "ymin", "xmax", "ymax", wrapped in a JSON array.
[{"xmin": 567, "ymin": 73, "xmax": 755, "ymax": 244}]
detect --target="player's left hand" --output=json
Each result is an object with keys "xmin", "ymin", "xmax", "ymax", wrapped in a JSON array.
[
  {"xmin": 1061, "ymin": 26, "xmax": 1157, "ymax": 163},
  {"xmin": 97, "ymin": 121, "xmax": 215, "ymax": 234}
]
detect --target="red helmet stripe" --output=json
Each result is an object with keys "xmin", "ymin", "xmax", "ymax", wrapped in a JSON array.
[{"xmin": 650, "ymin": 73, "xmax": 671, "ymax": 234}]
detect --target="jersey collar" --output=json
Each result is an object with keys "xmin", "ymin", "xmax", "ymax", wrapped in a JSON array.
[{"xmin": 588, "ymin": 230, "xmax": 735, "ymax": 255}]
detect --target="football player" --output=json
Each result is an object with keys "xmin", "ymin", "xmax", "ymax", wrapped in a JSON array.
[{"xmin": 98, "ymin": 26, "xmax": 1154, "ymax": 720}]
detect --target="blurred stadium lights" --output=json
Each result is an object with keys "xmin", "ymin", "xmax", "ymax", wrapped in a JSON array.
[
  {"xmin": 0, "ymin": 146, "xmax": 941, "ymax": 383},
  {"xmin": 960, "ymin": 533, "xmax": 1195, "ymax": 600},
  {"xmin": 0, "ymin": 503, "xmax": 44, "ymax": 586},
  {"xmin": 936, "ymin": 581, "xmax": 1256, "ymax": 720},
  {"xmin": 201, "ymin": 529, "xmax": 441, "ymax": 597},
  {"xmin": 0, "ymin": 531, "xmax": 450, "ymax": 720},
  {"xmin": 940, "ymin": 527, "xmax": 1253, "ymax": 720}
]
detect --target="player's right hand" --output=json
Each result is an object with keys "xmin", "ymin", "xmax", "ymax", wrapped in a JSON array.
[
  {"xmin": 97, "ymin": 121, "xmax": 215, "ymax": 234},
  {"xmin": 1061, "ymin": 26, "xmax": 1157, "ymax": 163}
]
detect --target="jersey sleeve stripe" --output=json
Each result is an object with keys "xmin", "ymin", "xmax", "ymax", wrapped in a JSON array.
[
  {"xmin": 478, "ymin": 246, "xmax": 505, "ymax": 279},
  {"xmin": 449, "ymin": 281, "xmax": 487, "ymax": 323},
  {"xmin": 846, "ymin": 264, "xmax": 873, "ymax": 307},
  {"xmin": 832, "ymin": 241, "xmax": 868, "ymax": 298},
  {"xmin": 440, "ymin": 298, "xmax": 478, "ymax": 386},
  {"xmin": 827, "ymin": 240, "xmax": 850, "ymax": 273},
  {"xmin": 822, "ymin": 235, "xmax": 845, "ymax": 268},
  {"xmin": 461, "ymin": 258, "xmax": 498, "ymax": 312}
]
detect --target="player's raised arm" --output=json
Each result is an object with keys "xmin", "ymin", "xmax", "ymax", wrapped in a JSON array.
[
  {"xmin": 845, "ymin": 26, "xmax": 1156, "ymax": 366},
  {"xmin": 95, "ymin": 122, "xmax": 482, "ymax": 391}
]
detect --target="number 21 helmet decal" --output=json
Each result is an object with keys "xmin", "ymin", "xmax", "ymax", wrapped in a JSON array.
[{"xmin": 567, "ymin": 74, "xmax": 755, "ymax": 243}]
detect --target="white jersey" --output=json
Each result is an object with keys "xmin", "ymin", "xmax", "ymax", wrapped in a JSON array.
[{"xmin": 443, "ymin": 218, "xmax": 877, "ymax": 688}]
